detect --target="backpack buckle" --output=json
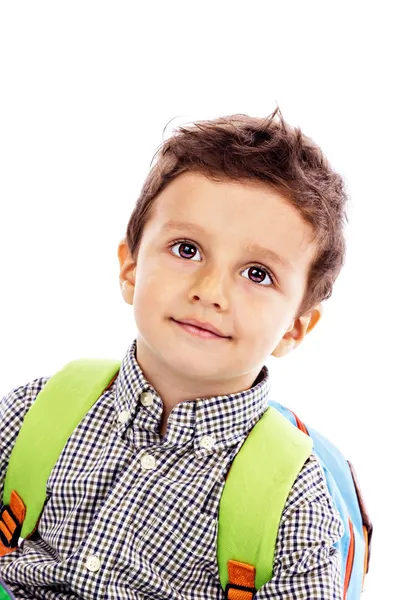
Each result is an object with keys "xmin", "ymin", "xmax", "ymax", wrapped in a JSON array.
[
  {"xmin": 224, "ymin": 582, "xmax": 256, "ymax": 599},
  {"xmin": 0, "ymin": 504, "xmax": 22, "ymax": 548}
]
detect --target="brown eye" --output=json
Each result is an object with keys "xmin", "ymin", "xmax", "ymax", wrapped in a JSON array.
[
  {"xmin": 170, "ymin": 239, "xmax": 274, "ymax": 287},
  {"xmin": 171, "ymin": 241, "xmax": 198, "ymax": 260},
  {"xmin": 247, "ymin": 266, "xmax": 268, "ymax": 283},
  {"xmin": 178, "ymin": 242, "xmax": 197, "ymax": 259},
  {"xmin": 243, "ymin": 266, "xmax": 273, "ymax": 286}
]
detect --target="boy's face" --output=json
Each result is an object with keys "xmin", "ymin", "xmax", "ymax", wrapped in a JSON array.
[{"xmin": 118, "ymin": 171, "xmax": 321, "ymax": 397}]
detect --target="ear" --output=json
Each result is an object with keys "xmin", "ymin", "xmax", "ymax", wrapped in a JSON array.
[
  {"xmin": 117, "ymin": 238, "xmax": 137, "ymax": 304},
  {"xmin": 272, "ymin": 302, "xmax": 323, "ymax": 358}
]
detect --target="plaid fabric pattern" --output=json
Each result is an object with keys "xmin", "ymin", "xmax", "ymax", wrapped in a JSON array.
[{"xmin": 0, "ymin": 339, "xmax": 344, "ymax": 599}]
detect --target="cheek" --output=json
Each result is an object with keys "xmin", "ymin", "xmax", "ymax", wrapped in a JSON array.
[
  {"xmin": 241, "ymin": 303, "xmax": 290, "ymax": 346},
  {"xmin": 133, "ymin": 261, "xmax": 176, "ymax": 315}
]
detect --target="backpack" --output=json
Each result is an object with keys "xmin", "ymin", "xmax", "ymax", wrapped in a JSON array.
[{"xmin": 0, "ymin": 359, "xmax": 373, "ymax": 599}]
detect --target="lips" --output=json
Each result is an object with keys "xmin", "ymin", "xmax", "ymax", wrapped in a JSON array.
[{"xmin": 172, "ymin": 318, "xmax": 229, "ymax": 338}]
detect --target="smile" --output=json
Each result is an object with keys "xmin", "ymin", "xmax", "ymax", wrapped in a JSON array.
[{"xmin": 171, "ymin": 319, "xmax": 229, "ymax": 340}]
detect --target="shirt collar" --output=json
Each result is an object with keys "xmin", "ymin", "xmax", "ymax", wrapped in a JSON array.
[{"xmin": 113, "ymin": 338, "xmax": 271, "ymax": 455}]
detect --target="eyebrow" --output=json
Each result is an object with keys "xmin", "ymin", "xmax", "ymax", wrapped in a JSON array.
[{"xmin": 161, "ymin": 220, "xmax": 294, "ymax": 271}]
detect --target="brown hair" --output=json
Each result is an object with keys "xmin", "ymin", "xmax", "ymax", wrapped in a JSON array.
[{"xmin": 125, "ymin": 106, "xmax": 349, "ymax": 317}]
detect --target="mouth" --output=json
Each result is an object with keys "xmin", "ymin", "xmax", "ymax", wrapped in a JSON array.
[{"xmin": 171, "ymin": 318, "xmax": 230, "ymax": 340}]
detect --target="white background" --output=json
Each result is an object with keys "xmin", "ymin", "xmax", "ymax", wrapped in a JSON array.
[{"xmin": 1, "ymin": 1, "xmax": 398, "ymax": 597}]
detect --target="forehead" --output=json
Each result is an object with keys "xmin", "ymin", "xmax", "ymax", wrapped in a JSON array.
[{"xmin": 147, "ymin": 171, "xmax": 317, "ymax": 271}]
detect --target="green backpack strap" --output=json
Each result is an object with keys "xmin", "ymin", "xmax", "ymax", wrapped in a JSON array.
[
  {"xmin": 217, "ymin": 405, "xmax": 313, "ymax": 594},
  {"xmin": 2, "ymin": 358, "xmax": 121, "ymax": 540},
  {"xmin": 0, "ymin": 578, "xmax": 15, "ymax": 599}
]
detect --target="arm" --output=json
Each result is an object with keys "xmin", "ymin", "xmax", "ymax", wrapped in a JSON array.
[
  {"xmin": 0, "ymin": 376, "xmax": 50, "ymax": 499},
  {"xmin": 0, "ymin": 376, "xmax": 50, "ymax": 569},
  {"xmin": 255, "ymin": 452, "xmax": 345, "ymax": 600}
]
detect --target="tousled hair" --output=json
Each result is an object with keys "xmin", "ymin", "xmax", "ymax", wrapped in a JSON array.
[{"xmin": 125, "ymin": 106, "xmax": 349, "ymax": 317}]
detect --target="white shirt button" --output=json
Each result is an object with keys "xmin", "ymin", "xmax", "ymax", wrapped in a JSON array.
[
  {"xmin": 85, "ymin": 555, "xmax": 101, "ymax": 572},
  {"xmin": 200, "ymin": 435, "xmax": 216, "ymax": 450},
  {"xmin": 117, "ymin": 410, "xmax": 130, "ymax": 424},
  {"xmin": 141, "ymin": 454, "xmax": 156, "ymax": 470},
  {"xmin": 140, "ymin": 392, "xmax": 154, "ymax": 407}
]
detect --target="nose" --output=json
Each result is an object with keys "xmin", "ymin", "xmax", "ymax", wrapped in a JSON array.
[{"xmin": 189, "ymin": 267, "xmax": 229, "ymax": 310}]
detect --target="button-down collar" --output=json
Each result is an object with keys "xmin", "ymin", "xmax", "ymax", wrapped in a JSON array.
[{"xmin": 113, "ymin": 339, "xmax": 270, "ymax": 457}]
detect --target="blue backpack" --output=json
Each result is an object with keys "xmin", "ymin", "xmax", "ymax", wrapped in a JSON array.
[{"xmin": 269, "ymin": 399, "xmax": 372, "ymax": 598}]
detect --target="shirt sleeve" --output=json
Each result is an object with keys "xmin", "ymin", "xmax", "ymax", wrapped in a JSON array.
[
  {"xmin": 255, "ymin": 451, "xmax": 345, "ymax": 600},
  {"xmin": 0, "ymin": 377, "xmax": 50, "ymax": 500},
  {"xmin": 0, "ymin": 376, "xmax": 51, "ymax": 574}
]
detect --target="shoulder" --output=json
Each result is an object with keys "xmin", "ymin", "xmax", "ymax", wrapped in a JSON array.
[
  {"xmin": 0, "ymin": 376, "xmax": 51, "ymax": 450},
  {"xmin": 283, "ymin": 451, "xmax": 338, "ymax": 511},
  {"xmin": 0, "ymin": 376, "xmax": 51, "ymax": 498},
  {"xmin": 277, "ymin": 448, "xmax": 345, "ymax": 549},
  {"xmin": 1, "ymin": 375, "xmax": 51, "ymax": 417},
  {"xmin": 280, "ymin": 450, "xmax": 345, "ymax": 535},
  {"xmin": 255, "ymin": 450, "xmax": 346, "ymax": 598},
  {"xmin": 274, "ymin": 450, "xmax": 345, "ymax": 580}
]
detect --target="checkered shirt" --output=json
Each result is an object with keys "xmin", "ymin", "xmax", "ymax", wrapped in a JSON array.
[{"xmin": 0, "ymin": 338, "xmax": 344, "ymax": 599}]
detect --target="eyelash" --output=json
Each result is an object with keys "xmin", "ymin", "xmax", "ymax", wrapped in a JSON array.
[{"xmin": 168, "ymin": 238, "xmax": 276, "ymax": 286}]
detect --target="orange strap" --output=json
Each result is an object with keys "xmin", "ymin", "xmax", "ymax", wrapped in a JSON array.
[
  {"xmin": 0, "ymin": 490, "xmax": 26, "ymax": 556},
  {"xmin": 288, "ymin": 408, "xmax": 309, "ymax": 435},
  {"xmin": 226, "ymin": 560, "xmax": 256, "ymax": 599},
  {"xmin": 362, "ymin": 525, "xmax": 369, "ymax": 590}
]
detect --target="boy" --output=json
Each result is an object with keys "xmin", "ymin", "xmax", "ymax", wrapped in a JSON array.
[{"xmin": 0, "ymin": 107, "xmax": 348, "ymax": 599}]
